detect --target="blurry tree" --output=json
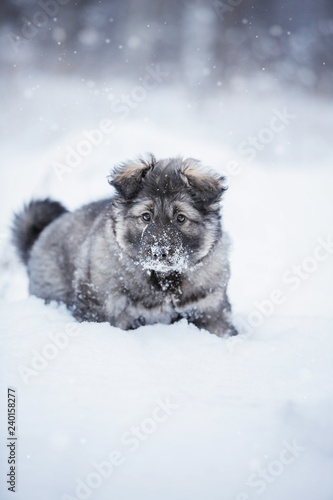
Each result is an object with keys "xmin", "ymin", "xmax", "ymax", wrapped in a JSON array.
[{"xmin": 0, "ymin": 0, "xmax": 332, "ymax": 94}]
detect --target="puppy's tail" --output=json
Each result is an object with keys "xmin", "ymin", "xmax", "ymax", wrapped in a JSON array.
[{"xmin": 12, "ymin": 198, "xmax": 68, "ymax": 265}]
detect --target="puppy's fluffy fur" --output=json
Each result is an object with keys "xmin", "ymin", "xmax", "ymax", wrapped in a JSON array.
[{"xmin": 12, "ymin": 155, "xmax": 237, "ymax": 337}]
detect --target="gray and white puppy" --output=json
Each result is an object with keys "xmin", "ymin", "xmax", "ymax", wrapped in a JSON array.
[{"xmin": 12, "ymin": 155, "xmax": 237, "ymax": 337}]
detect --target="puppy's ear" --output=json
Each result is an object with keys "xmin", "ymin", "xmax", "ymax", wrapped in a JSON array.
[
  {"xmin": 108, "ymin": 155, "xmax": 156, "ymax": 200},
  {"xmin": 181, "ymin": 159, "xmax": 227, "ymax": 208}
]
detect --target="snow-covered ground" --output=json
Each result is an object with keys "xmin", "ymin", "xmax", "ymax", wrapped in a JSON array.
[{"xmin": 1, "ymin": 73, "xmax": 333, "ymax": 500}]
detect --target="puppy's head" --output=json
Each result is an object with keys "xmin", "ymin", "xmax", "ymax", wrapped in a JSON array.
[{"xmin": 108, "ymin": 155, "xmax": 227, "ymax": 273}]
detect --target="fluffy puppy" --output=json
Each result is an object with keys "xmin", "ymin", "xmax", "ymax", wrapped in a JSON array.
[{"xmin": 12, "ymin": 155, "xmax": 237, "ymax": 337}]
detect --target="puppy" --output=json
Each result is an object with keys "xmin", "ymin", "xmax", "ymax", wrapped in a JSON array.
[{"xmin": 12, "ymin": 155, "xmax": 237, "ymax": 337}]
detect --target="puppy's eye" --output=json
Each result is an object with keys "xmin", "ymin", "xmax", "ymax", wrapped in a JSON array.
[
  {"xmin": 142, "ymin": 212, "xmax": 151, "ymax": 222},
  {"xmin": 176, "ymin": 214, "xmax": 186, "ymax": 224}
]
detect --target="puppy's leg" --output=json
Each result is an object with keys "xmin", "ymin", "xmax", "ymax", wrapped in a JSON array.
[
  {"xmin": 188, "ymin": 308, "xmax": 238, "ymax": 337},
  {"xmin": 181, "ymin": 287, "xmax": 237, "ymax": 337},
  {"xmin": 72, "ymin": 281, "xmax": 106, "ymax": 323},
  {"xmin": 184, "ymin": 294, "xmax": 238, "ymax": 337},
  {"xmin": 102, "ymin": 292, "xmax": 147, "ymax": 330}
]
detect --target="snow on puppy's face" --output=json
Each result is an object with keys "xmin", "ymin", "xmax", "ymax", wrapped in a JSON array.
[{"xmin": 109, "ymin": 155, "xmax": 226, "ymax": 273}]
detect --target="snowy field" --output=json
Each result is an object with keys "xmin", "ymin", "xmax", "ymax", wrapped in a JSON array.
[{"xmin": 1, "ymin": 73, "xmax": 333, "ymax": 500}]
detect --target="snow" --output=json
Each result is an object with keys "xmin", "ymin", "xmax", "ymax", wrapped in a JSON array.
[
  {"xmin": 1, "ymin": 74, "xmax": 333, "ymax": 500},
  {"xmin": 140, "ymin": 229, "xmax": 189, "ymax": 273}
]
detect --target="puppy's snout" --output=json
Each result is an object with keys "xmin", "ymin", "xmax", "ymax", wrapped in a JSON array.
[
  {"xmin": 140, "ymin": 224, "xmax": 188, "ymax": 271},
  {"xmin": 152, "ymin": 247, "xmax": 169, "ymax": 261}
]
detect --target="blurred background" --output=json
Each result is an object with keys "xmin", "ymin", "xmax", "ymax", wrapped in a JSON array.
[
  {"xmin": 2, "ymin": 6, "xmax": 333, "ymax": 500},
  {"xmin": 1, "ymin": 0, "xmax": 333, "ymax": 92},
  {"xmin": 0, "ymin": 0, "xmax": 332, "ymax": 317}
]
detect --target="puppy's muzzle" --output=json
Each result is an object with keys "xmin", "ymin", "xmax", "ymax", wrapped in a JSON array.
[
  {"xmin": 140, "ymin": 224, "xmax": 188, "ymax": 272},
  {"xmin": 152, "ymin": 245, "xmax": 169, "ymax": 261}
]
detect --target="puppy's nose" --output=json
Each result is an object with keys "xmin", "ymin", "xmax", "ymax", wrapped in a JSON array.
[{"xmin": 152, "ymin": 247, "xmax": 169, "ymax": 260}]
